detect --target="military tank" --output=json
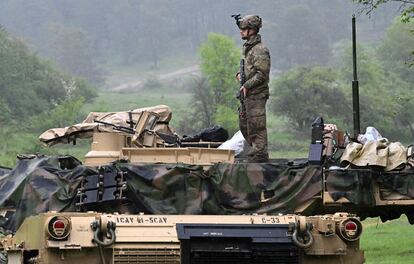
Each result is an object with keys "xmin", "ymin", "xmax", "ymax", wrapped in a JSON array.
[
  {"xmin": 1, "ymin": 211, "xmax": 365, "ymax": 264},
  {"xmin": 0, "ymin": 100, "xmax": 413, "ymax": 263},
  {"xmin": 1, "ymin": 81, "xmax": 413, "ymax": 263},
  {"xmin": 0, "ymin": 17, "xmax": 413, "ymax": 264},
  {"xmin": 0, "ymin": 104, "xmax": 370, "ymax": 264}
]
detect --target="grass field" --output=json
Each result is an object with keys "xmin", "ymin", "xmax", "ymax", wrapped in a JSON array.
[{"xmin": 361, "ymin": 215, "xmax": 414, "ymax": 263}]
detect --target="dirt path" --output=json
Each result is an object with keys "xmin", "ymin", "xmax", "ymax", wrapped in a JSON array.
[{"xmin": 111, "ymin": 65, "xmax": 200, "ymax": 92}]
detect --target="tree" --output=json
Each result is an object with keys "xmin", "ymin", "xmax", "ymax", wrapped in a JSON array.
[
  {"xmin": 190, "ymin": 76, "xmax": 213, "ymax": 128},
  {"xmin": 376, "ymin": 20, "xmax": 414, "ymax": 138},
  {"xmin": 45, "ymin": 24, "xmax": 104, "ymax": 85},
  {"xmin": 0, "ymin": 26, "xmax": 97, "ymax": 124},
  {"xmin": 31, "ymin": 97, "xmax": 85, "ymax": 132},
  {"xmin": 266, "ymin": 5, "xmax": 331, "ymax": 71},
  {"xmin": 178, "ymin": 76, "xmax": 213, "ymax": 134},
  {"xmin": 271, "ymin": 66, "xmax": 351, "ymax": 131},
  {"xmin": 333, "ymin": 41, "xmax": 414, "ymax": 139},
  {"xmin": 377, "ymin": 19, "xmax": 414, "ymax": 82},
  {"xmin": 392, "ymin": 89, "xmax": 414, "ymax": 139},
  {"xmin": 200, "ymin": 33, "xmax": 240, "ymax": 106},
  {"xmin": 198, "ymin": 33, "xmax": 240, "ymax": 132},
  {"xmin": 353, "ymin": 0, "xmax": 414, "ymax": 22},
  {"xmin": 353, "ymin": 0, "xmax": 414, "ymax": 66}
]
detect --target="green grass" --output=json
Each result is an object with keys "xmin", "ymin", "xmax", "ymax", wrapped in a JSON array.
[
  {"xmin": 0, "ymin": 132, "xmax": 38, "ymax": 167},
  {"xmin": 0, "ymin": 130, "xmax": 91, "ymax": 167},
  {"xmin": 361, "ymin": 215, "xmax": 414, "ymax": 264}
]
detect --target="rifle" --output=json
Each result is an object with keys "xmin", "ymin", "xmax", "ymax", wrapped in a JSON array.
[
  {"xmin": 237, "ymin": 59, "xmax": 246, "ymax": 118},
  {"xmin": 94, "ymin": 119, "xmax": 135, "ymax": 134}
]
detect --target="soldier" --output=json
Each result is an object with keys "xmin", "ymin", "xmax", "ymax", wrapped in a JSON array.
[{"xmin": 235, "ymin": 15, "xmax": 271, "ymax": 163}]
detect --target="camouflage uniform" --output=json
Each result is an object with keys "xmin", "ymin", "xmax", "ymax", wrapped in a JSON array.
[{"xmin": 238, "ymin": 15, "xmax": 271, "ymax": 162}]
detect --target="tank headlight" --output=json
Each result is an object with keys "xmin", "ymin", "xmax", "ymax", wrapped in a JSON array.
[
  {"xmin": 46, "ymin": 216, "xmax": 71, "ymax": 240},
  {"xmin": 338, "ymin": 218, "xmax": 362, "ymax": 242}
]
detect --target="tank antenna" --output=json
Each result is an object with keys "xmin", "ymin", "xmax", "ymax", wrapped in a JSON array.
[{"xmin": 352, "ymin": 15, "xmax": 361, "ymax": 140}]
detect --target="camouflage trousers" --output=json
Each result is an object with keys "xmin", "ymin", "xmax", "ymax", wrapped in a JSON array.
[{"xmin": 239, "ymin": 94, "xmax": 269, "ymax": 162}]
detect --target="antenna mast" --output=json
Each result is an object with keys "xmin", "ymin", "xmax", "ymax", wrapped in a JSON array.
[{"xmin": 352, "ymin": 15, "xmax": 361, "ymax": 139}]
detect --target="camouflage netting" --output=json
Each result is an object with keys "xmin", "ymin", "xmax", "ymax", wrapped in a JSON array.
[
  {"xmin": 0, "ymin": 156, "xmax": 93, "ymax": 232},
  {"xmin": 117, "ymin": 159, "xmax": 321, "ymax": 215},
  {"xmin": 1, "ymin": 155, "xmax": 414, "ymax": 233},
  {"xmin": 325, "ymin": 169, "xmax": 376, "ymax": 205}
]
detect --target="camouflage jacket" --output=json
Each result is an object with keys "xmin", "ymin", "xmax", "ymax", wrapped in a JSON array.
[{"xmin": 242, "ymin": 34, "xmax": 270, "ymax": 97}]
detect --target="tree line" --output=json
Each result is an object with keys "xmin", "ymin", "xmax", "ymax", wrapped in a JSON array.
[
  {"xmin": 0, "ymin": 27, "xmax": 97, "ymax": 128},
  {"xmin": 0, "ymin": 0, "xmax": 399, "ymax": 86}
]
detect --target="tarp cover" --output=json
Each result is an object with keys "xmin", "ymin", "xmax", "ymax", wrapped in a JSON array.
[
  {"xmin": 117, "ymin": 159, "xmax": 321, "ymax": 215},
  {"xmin": 341, "ymin": 141, "xmax": 408, "ymax": 171},
  {"xmin": 0, "ymin": 155, "xmax": 93, "ymax": 232},
  {"xmin": 0, "ymin": 167, "xmax": 10, "ymax": 177},
  {"xmin": 0, "ymin": 156, "xmax": 321, "ymax": 232},
  {"xmin": 39, "ymin": 105, "xmax": 173, "ymax": 146},
  {"xmin": 1, "ymin": 155, "xmax": 414, "ymax": 233}
]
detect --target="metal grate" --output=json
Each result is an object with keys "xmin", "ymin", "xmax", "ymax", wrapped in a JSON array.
[
  {"xmin": 191, "ymin": 245, "xmax": 299, "ymax": 264},
  {"xmin": 113, "ymin": 248, "xmax": 180, "ymax": 263}
]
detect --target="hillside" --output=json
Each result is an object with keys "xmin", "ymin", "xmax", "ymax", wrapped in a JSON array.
[{"xmin": 0, "ymin": 27, "xmax": 97, "ymax": 166}]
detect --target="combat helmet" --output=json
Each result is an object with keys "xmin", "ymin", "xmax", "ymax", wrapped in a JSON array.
[{"xmin": 236, "ymin": 14, "xmax": 262, "ymax": 31}]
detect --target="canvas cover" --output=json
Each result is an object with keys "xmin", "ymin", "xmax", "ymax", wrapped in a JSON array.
[
  {"xmin": 0, "ymin": 166, "xmax": 10, "ymax": 177},
  {"xmin": 39, "ymin": 105, "xmax": 173, "ymax": 146},
  {"xmin": 341, "ymin": 141, "xmax": 408, "ymax": 171},
  {"xmin": 1, "ymin": 155, "xmax": 414, "ymax": 233}
]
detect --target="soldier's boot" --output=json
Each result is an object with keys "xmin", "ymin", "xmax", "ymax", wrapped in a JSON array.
[
  {"xmin": 247, "ymin": 141, "xmax": 269, "ymax": 162},
  {"xmin": 248, "ymin": 150, "xmax": 269, "ymax": 163}
]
